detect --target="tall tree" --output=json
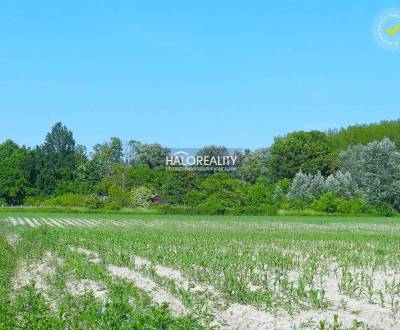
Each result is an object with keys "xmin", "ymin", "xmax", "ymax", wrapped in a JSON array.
[
  {"xmin": 35, "ymin": 122, "xmax": 77, "ymax": 195},
  {"xmin": 235, "ymin": 148, "xmax": 270, "ymax": 183},
  {"xmin": 92, "ymin": 137, "xmax": 124, "ymax": 177},
  {"xmin": 92, "ymin": 137, "xmax": 123, "ymax": 165},
  {"xmin": 195, "ymin": 145, "xmax": 231, "ymax": 174},
  {"xmin": 268, "ymin": 131, "xmax": 335, "ymax": 182},
  {"xmin": 0, "ymin": 140, "xmax": 28, "ymax": 204},
  {"xmin": 340, "ymin": 138, "xmax": 400, "ymax": 209},
  {"xmin": 129, "ymin": 140, "xmax": 170, "ymax": 169}
]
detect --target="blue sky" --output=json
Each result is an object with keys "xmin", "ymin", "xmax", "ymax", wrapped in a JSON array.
[{"xmin": 0, "ymin": 1, "xmax": 399, "ymax": 150}]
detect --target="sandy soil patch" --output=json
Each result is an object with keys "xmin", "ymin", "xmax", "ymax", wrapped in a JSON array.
[
  {"xmin": 5, "ymin": 233, "xmax": 20, "ymax": 247},
  {"xmin": 65, "ymin": 278, "xmax": 108, "ymax": 303},
  {"xmin": 69, "ymin": 246, "xmax": 102, "ymax": 264},
  {"xmin": 107, "ymin": 264, "xmax": 187, "ymax": 316},
  {"xmin": 13, "ymin": 252, "xmax": 63, "ymax": 310}
]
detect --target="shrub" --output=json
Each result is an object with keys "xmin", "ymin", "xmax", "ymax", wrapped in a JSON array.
[
  {"xmin": 184, "ymin": 173, "xmax": 248, "ymax": 208},
  {"xmin": 42, "ymin": 194, "xmax": 85, "ymax": 207},
  {"xmin": 286, "ymin": 199, "xmax": 307, "ymax": 210},
  {"xmin": 337, "ymin": 198, "xmax": 375, "ymax": 214},
  {"xmin": 247, "ymin": 182, "xmax": 274, "ymax": 206},
  {"xmin": 225, "ymin": 204, "xmax": 278, "ymax": 216},
  {"xmin": 374, "ymin": 204, "xmax": 396, "ymax": 217},
  {"xmin": 23, "ymin": 195, "xmax": 47, "ymax": 206},
  {"xmin": 84, "ymin": 195, "xmax": 104, "ymax": 209},
  {"xmin": 312, "ymin": 193, "xmax": 340, "ymax": 213},
  {"xmin": 107, "ymin": 187, "xmax": 131, "ymax": 207},
  {"xmin": 131, "ymin": 186, "xmax": 153, "ymax": 208},
  {"xmin": 102, "ymin": 202, "xmax": 122, "ymax": 211},
  {"xmin": 0, "ymin": 197, "xmax": 7, "ymax": 207},
  {"xmin": 196, "ymin": 201, "xmax": 226, "ymax": 215}
]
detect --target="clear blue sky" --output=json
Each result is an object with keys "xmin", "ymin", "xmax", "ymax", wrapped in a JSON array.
[{"xmin": 0, "ymin": 1, "xmax": 399, "ymax": 150}]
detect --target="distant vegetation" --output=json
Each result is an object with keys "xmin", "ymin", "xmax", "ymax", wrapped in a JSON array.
[
  {"xmin": 1, "ymin": 119, "xmax": 400, "ymax": 216},
  {"xmin": 327, "ymin": 119, "xmax": 400, "ymax": 150}
]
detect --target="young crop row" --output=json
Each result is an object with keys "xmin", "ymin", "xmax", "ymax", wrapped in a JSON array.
[{"xmin": 1, "ymin": 214, "xmax": 400, "ymax": 329}]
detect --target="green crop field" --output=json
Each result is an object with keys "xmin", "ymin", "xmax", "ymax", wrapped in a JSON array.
[{"xmin": 1, "ymin": 212, "xmax": 400, "ymax": 329}]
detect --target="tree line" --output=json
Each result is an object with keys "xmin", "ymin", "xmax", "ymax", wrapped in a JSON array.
[{"xmin": 1, "ymin": 120, "xmax": 400, "ymax": 215}]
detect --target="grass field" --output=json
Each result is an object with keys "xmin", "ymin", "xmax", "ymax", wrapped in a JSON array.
[{"xmin": 1, "ymin": 212, "xmax": 400, "ymax": 329}]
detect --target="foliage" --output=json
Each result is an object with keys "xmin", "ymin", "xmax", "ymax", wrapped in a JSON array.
[
  {"xmin": 24, "ymin": 195, "xmax": 47, "ymax": 206},
  {"xmin": 287, "ymin": 171, "xmax": 325, "ymax": 202},
  {"xmin": 235, "ymin": 148, "xmax": 269, "ymax": 183},
  {"xmin": 0, "ymin": 140, "xmax": 28, "ymax": 205},
  {"xmin": 129, "ymin": 141, "xmax": 170, "ymax": 169},
  {"xmin": 268, "ymin": 131, "xmax": 335, "ymax": 182},
  {"xmin": 340, "ymin": 138, "xmax": 400, "ymax": 210},
  {"xmin": 159, "ymin": 171, "xmax": 197, "ymax": 204},
  {"xmin": 328, "ymin": 119, "xmax": 400, "ymax": 151},
  {"xmin": 247, "ymin": 181, "xmax": 274, "ymax": 206},
  {"xmin": 42, "ymin": 194, "xmax": 86, "ymax": 207},
  {"xmin": 311, "ymin": 193, "xmax": 341, "ymax": 213},
  {"xmin": 83, "ymin": 195, "xmax": 104, "ymax": 209},
  {"xmin": 33, "ymin": 123, "xmax": 80, "ymax": 195},
  {"xmin": 195, "ymin": 145, "xmax": 232, "ymax": 174},
  {"xmin": 2, "ymin": 121, "xmax": 400, "ymax": 215},
  {"xmin": 184, "ymin": 173, "xmax": 248, "ymax": 208},
  {"xmin": 288, "ymin": 171, "xmax": 356, "ymax": 203},
  {"xmin": 273, "ymin": 179, "xmax": 291, "ymax": 203},
  {"xmin": 131, "ymin": 186, "xmax": 153, "ymax": 208},
  {"xmin": 92, "ymin": 137, "xmax": 124, "ymax": 165}
]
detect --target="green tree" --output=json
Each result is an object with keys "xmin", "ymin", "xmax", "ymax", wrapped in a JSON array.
[
  {"xmin": 92, "ymin": 137, "xmax": 123, "ymax": 175},
  {"xmin": 129, "ymin": 141, "xmax": 170, "ymax": 169},
  {"xmin": 0, "ymin": 140, "xmax": 28, "ymax": 204},
  {"xmin": 268, "ymin": 131, "xmax": 334, "ymax": 182},
  {"xmin": 235, "ymin": 148, "xmax": 269, "ymax": 183},
  {"xmin": 340, "ymin": 138, "xmax": 400, "ymax": 209},
  {"xmin": 35, "ymin": 122, "xmax": 78, "ymax": 195},
  {"xmin": 160, "ymin": 171, "xmax": 197, "ymax": 204},
  {"xmin": 185, "ymin": 173, "xmax": 248, "ymax": 208},
  {"xmin": 327, "ymin": 119, "xmax": 400, "ymax": 150}
]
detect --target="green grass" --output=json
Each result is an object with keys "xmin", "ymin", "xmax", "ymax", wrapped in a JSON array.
[{"xmin": 1, "ymin": 212, "xmax": 400, "ymax": 329}]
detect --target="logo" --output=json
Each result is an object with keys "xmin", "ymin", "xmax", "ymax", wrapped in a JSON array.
[
  {"xmin": 374, "ymin": 9, "xmax": 400, "ymax": 52},
  {"xmin": 165, "ymin": 148, "xmax": 242, "ymax": 172}
]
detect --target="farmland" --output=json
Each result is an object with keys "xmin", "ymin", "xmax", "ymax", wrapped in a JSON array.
[{"xmin": 1, "ymin": 213, "xmax": 400, "ymax": 329}]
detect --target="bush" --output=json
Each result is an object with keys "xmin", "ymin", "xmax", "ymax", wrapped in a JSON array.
[
  {"xmin": 102, "ymin": 202, "xmax": 122, "ymax": 211},
  {"xmin": 196, "ymin": 201, "xmax": 226, "ymax": 215},
  {"xmin": 312, "ymin": 193, "xmax": 340, "ymax": 213},
  {"xmin": 285, "ymin": 199, "xmax": 307, "ymax": 210},
  {"xmin": 158, "ymin": 205, "xmax": 188, "ymax": 215},
  {"xmin": 184, "ymin": 173, "xmax": 248, "ymax": 208},
  {"xmin": 225, "ymin": 204, "xmax": 278, "ymax": 216},
  {"xmin": 42, "ymin": 194, "xmax": 85, "ymax": 207},
  {"xmin": 23, "ymin": 195, "xmax": 47, "ymax": 206},
  {"xmin": 337, "ymin": 198, "xmax": 375, "ymax": 214},
  {"xmin": 84, "ymin": 195, "xmax": 104, "ymax": 209},
  {"xmin": 374, "ymin": 204, "xmax": 396, "ymax": 217},
  {"xmin": 131, "ymin": 186, "xmax": 153, "ymax": 208},
  {"xmin": 107, "ymin": 187, "xmax": 131, "ymax": 207}
]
